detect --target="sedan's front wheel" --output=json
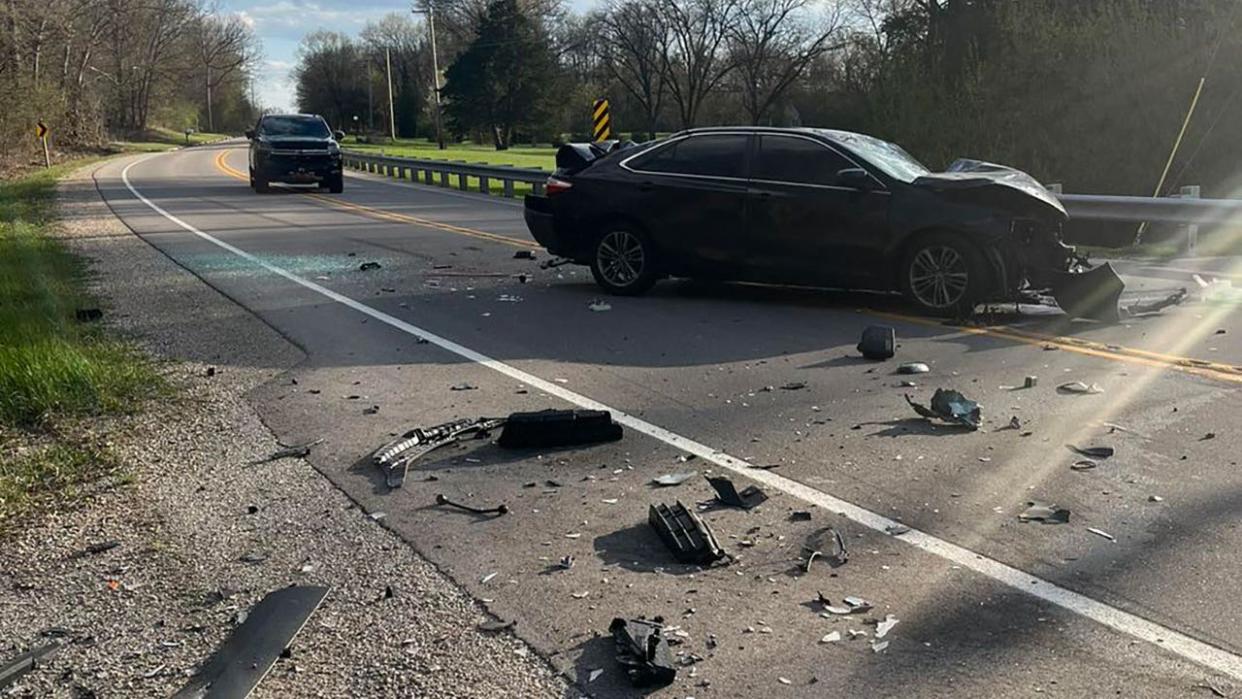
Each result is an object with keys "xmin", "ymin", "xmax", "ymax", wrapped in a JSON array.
[
  {"xmin": 900, "ymin": 233, "xmax": 988, "ymax": 316},
  {"xmin": 589, "ymin": 226, "xmax": 658, "ymax": 296}
]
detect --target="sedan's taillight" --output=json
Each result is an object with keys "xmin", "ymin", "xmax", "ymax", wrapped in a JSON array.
[{"xmin": 545, "ymin": 176, "xmax": 573, "ymax": 196}]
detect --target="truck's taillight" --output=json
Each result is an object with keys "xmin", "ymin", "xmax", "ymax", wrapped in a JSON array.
[{"xmin": 545, "ymin": 177, "xmax": 573, "ymax": 196}]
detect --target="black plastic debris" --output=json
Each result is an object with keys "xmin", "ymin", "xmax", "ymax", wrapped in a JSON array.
[
  {"xmin": 780, "ymin": 381, "xmax": 807, "ymax": 391},
  {"xmin": 897, "ymin": 362, "xmax": 929, "ymax": 375},
  {"xmin": 250, "ymin": 439, "xmax": 322, "ymax": 465},
  {"xmin": 1058, "ymin": 381, "xmax": 1103, "ymax": 395},
  {"xmin": 803, "ymin": 527, "xmax": 847, "ymax": 570},
  {"xmin": 790, "ymin": 511, "xmax": 813, "ymax": 522},
  {"xmin": 74, "ymin": 308, "xmax": 103, "ymax": 323},
  {"xmin": 1068, "ymin": 444, "xmax": 1114, "ymax": 459},
  {"xmin": 905, "ymin": 389, "xmax": 982, "ymax": 430},
  {"xmin": 1124, "ymin": 288, "xmax": 1187, "ymax": 316},
  {"xmin": 83, "ymin": 541, "xmax": 120, "ymax": 556},
  {"xmin": 649, "ymin": 501, "xmax": 727, "ymax": 565},
  {"xmin": 1018, "ymin": 501, "xmax": 1070, "ymax": 524},
  {"xmin": 450, "ymin": 382, "xmax": 477, "ymax": 391},
  {"xmin": 817, "ymin": 592, "xmax": 872, "ymax": 615},
  {"xmin": 608, "ymin": 617, "xmax": 678, "ymax": 687},
  {"xmin": 858, "ymin": 326, "xmax": 896, "ymax": 360},
  {"xmin": 435, "ymin": 493, "xmax": 509, "ymax": 517},
  {"xmin": 478, "ymin": 619, "xmax": 516, "ymax": 633},
  {"xmin": 513, "ymin": 250, "xmax": 536, "ymax": 260},
  {"xmin": 705, "ymin": 476, "xmax": 768, "ymax": 510},
  {"xmin": 172, "ymin": 586, "xmax": 328, "ymax": 699},
  {"xmin": 358, "ymin": 261, "xmax": 381, "ymax": 271},
  {"xmin": 0, "ymin": 643, "xmax": 59, "ymax": 690},
  {"xmin": 497, "ymin": 409, "xmax": 623, "ymax": 449}
]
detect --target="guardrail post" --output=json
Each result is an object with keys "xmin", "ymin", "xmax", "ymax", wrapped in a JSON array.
[
  {"xmin": 439, "ymin": 170, "xmax": 449, "ymax": 187},
  {"xmin": 532, "ymin": 180, "xmax": 544, "ymax": 196},
  {"xmin": 1178, "ymin": 185, "xmax": 1200, "ymax": 256},
  {"xmin": 479, "ymin": 175, "xmax": 489, "ymax": 194},
  {"xmin": 457, "ymin": 173, "xmax": 467, "ymax": 190},
  {"xmin": 503, "ymin": 179, "xmax": 514, "ymax": 198},
  {"xmin": 423, "ymin": 169, "xmax": 433, "ymax": 185}
]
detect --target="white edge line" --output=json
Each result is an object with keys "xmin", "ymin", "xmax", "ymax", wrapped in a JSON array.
[{"xmin": 119, "ymin": 155, "xmax": 1242, "ymax": 682}]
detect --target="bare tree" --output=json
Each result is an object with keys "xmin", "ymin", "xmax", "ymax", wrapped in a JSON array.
[
  {"xmin": 657, "ymin": 0, "xmax": 741, "ymax": 128},
  {"xmin": 728, "ymin": 0, "xmax": 843, "ymax": 124},
  {"xmin": 595, "ymin": 0, "xmax": 668, "ymax": 140},
  {"xmin": 193, "ymin": 12, "xmax": 258, "ymax": 132}
]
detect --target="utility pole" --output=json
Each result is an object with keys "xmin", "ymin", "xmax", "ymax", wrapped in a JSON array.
[
  {"xmin": 413, "ymin": 2, "xmax": 446, "ymax": 150},
  {"xmin": 386, "ymin": 47, "xmax": 397, "ymax": 141},
  {"xmin": 367, "ymin": 65, "xmax": 374, "ymax": 131}
]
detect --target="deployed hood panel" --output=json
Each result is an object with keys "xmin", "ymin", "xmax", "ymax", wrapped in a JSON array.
[{"xmin": 913, "ymin": 159, "xmax": 1067, "ymax": 222}]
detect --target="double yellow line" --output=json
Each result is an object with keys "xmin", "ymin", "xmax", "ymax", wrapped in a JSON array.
[
  {"xmin": 211, "ymin": 149, "xmax": 1242, "ymax": 385},
  {"xmin": 212, "ymin": 149, "xmax": 537, "ymax": 250}
]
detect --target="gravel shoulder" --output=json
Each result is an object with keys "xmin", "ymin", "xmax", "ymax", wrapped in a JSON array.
[{"xmin": 0, "ymin": 157, "xmax": 571, "ymax": 698}]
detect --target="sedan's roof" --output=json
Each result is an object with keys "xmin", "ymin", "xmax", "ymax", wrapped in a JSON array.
[{"xmin": 676, "ymin": 126, "xmax": 868, "ymax": 143}]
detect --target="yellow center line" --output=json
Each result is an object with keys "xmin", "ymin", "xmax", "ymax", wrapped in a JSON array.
[
  {"xmin": 872, "ymin": 310, "xmax": 1242, "ymax": 385},
  {"xmin": 212, "ymin": 148, "xmax": 537, "ymax": 250},
  {"xmin": 213, "ymin": 148, "xmax": 1241, "ymax": 385}
]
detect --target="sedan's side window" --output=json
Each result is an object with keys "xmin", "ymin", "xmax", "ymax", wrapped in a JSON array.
[
  {"xmin": 629, "ymin": 135, "xmax": 748, "ymax": 178},
  {"xmin": 752, "ymin": 135, "xmax": 856, "ymax": 186}
]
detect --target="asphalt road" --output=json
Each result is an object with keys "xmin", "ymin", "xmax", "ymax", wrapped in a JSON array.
[{"xmin": 92, "ymin": 141, "xmax": 1242, "ymax": 697}]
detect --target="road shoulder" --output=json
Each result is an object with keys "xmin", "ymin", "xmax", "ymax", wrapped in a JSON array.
[{"xmin": 0, "ymin": 158, "xmax": 570, "ymax": 698}]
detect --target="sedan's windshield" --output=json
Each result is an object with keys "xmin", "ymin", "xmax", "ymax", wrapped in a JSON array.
[
  {"xmin": 259, "ymin": 116, "xmax": 330, "ymax": 138},
  {"xmin": 826, "ymin": 131, "xmax": 930, "ymax": 183}
]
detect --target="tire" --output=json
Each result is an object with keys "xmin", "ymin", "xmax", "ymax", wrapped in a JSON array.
[
  {"xmin": 899, "ymin": 232, "xmax": 990, "ymax": 316},
  {"xmin": 326, "ymin": 173, "xmax": 344, "ymax": 194},
  {"xmin": 248, "ymin": 168, "xmax": 255, "ymax": 188},
  {"xmin": 254, "ymin": 173, "xmax": 270, "ymax": 193},
  {"xmin": 589, "ymin": 224, "xmax": 659, "ymax": 296}
]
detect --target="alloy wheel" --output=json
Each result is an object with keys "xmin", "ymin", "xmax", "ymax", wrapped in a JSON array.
[
  {"xmin": 908, "ymin": 245, "xmax": 970, "ymax": 309},
  {"xmin": 596, "ymin": 230, "xmax": 646, "ymax": 288}
]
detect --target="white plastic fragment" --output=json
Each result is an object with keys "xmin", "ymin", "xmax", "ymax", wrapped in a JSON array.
[
  {"xmin": 875, "ymin": 615, "xmax": 899, "ymax": 639},
  {"xmin": 820, "ymin": 631, "xmax": 842, "ymax": 644}
]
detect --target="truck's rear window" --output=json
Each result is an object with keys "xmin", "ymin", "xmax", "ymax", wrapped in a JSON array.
[{"xmin": 259, "ymin": 117, "xmax": 330, "ymax": 138}]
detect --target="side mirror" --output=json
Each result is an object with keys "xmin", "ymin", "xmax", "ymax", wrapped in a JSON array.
[
  {"xmin": 333, "ymin": 130, "xmax": 345, "ymax": 141},
  {"xmin": 244, "ymin": 129, "xmax": 255, "ymax": 140},
  {"xmin": 837, "ymin": 168, "xmax": 873, "ymax": 190}
]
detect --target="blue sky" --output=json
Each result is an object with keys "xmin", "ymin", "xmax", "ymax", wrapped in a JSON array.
[{"xmin": 221, "ymin": 0, "xmax": 598, "ymax": 111}]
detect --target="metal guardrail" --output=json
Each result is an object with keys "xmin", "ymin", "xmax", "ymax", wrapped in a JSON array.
[{"xmin": 342, "ymin": 150, "xmax": 546, "ymax": 197}]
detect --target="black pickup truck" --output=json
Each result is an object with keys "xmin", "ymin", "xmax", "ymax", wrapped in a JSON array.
[{"xmin": 244, "ymin": 114, "xmax": 345, "ymax": 193}]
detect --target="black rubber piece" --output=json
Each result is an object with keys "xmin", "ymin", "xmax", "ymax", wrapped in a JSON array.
[
  {"xmin": 497, "ymin": 409, "xmax": 622, "ymax": 449},
  {"xmin": 172, "ymin": 586, "xmax": 329, "ymax": 699},
  {"xmin": 857, "ymin": 325, "xmax": 896, "ymax": 360},
  {"xmin": 608, "ymin": 618, "xmax": 677, "ymax": 687},
  {"xmin": 649, "ymin": 501, "xmax": 726, "ymax": 565}
]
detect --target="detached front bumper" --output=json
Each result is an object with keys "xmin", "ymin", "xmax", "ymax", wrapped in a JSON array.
[{"xmin": 1010, "ymin": 219, "xmax": 1126, "ymax": 322}]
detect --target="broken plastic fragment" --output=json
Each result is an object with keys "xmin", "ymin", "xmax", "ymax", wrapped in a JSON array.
[
  {"xmin": 897, "ymin": 362, "xmax": 930, "ymax": 375},
  {"xmin": 875, "ymin": 615, "xmax": 899, "ymax": 638},
  {"xmin": 885, "ymin": 524, "xmax": 910, "ymax": 536},
  {"xmin": 587, "ymin": 300, "xmax": 612, "ymax": 312},
  {"xmin": 705, "ymin": 476, "xmax": 768, "ymax": 510},
  {"xmin": 804, "ymin": 527, "xmax": 848, "ymax": 570},
  {"xmin": 858, "ymin": 325, "xmax": 896, "ymax": 360},
  {"xmin": 1018, "ymin": 502, "xmax": 1070, "ymax": 524},
  {"xmin": 608, "ymin": 618, "xmax": 677, "ymax": 687},
  {"xmin": 1087, "ymin": 527, "xmax": 1115, "ymax": 541},
  {"xmin": 871, "ymin": 640, "xmax": 890, "ymax": 653},
  {"xmin": 905, "ymin": 389, "xmax": 981, "ymax": 429},
  {"xmin": 358, "ymin": 261, "xmax": 381, "ymax": 271},
  {"xmin": 652, "ymin": 472, "xmax": 696, "ymax": 487},
  {"xmin": 450, "ymin": 383, "xmax": 477, "ymax": 391},
  {"xmin": 1124, "ymin": 288, "xmax": 1187, "ymax": 315},
  {"xmin": 480, "ymin": 572, "xmax": 498, "ymax": 584},
  {"xmin": 649, "ymin": 501, "xmax": 727, "ymax": 565},
  {"xmin": 820, "ymin": 631, "xmax": 841, "ymax": 643},
  {"xmin": 1068, "ymin": 445, "xmax": 1114, "ymax": 459},
  {"xmin": 1058, "ymin": 381, "xmax": 1104, "ymax": 395},
  {"xmin": 588, "ymin": 668, "xmax": 603, "ymax": 683},
  {"xmin": 1070, "ymin": 460, "xmax": 1098, "ymax": 471},
  {"xmin": 781, "ymin": 381, "xmax": 807, "ymax": 390}
]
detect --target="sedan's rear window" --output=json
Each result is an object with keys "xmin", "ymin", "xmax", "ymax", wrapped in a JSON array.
[
  {"xmin": 259, "ymin": 116, "xmax": 330, "ymax": 138},
  {"xmin": 753, "ymin": 135, "xmax": 855, "ymax": 186},
  {"xmin": 629, "ymin": 135, "xmax": 748, "ymax": 178}
]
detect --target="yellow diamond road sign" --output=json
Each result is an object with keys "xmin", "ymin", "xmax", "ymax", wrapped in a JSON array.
[{"xmin": 35, "ymin": 121, "xmax": 48, "ymax": 139}]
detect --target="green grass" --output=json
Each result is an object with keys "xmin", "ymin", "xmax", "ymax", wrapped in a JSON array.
[
  {"xmin": 0, "ymin": 162, "xmax": 162, "ymax": 428},
  {"xmin": 347, "ymin": 138, "xmax": 556, "ymax": 171},
  {"xmin": 0, "ymin": 439, "xmax": 124, "ymax": 528},
  {"xmin": 109, "ymin": 126, "xmax": 232, "ymax": 153}
]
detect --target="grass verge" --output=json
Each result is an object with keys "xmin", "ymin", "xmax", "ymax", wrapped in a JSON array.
[
  {"xmin": 0, "ymin": 159, "xmax": 163, "ymax": 526},
  {"xmin": 346, "ymin": 138, "xmax": 556, "ymax": 170}
]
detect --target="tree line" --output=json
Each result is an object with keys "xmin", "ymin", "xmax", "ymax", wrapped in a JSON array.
[
  {"xmin": 295, "ymin": 0, "xmax": 1242, "ymax": 196},
  {"xmin": 0, "ymin": 0, "xmax": 260, "ymax": 169}
]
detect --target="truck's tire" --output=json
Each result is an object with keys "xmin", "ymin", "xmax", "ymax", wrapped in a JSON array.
[
  {"xmin": 899, "ymin": 232, "xmax": 990, "ymax": 316},
  {"xmin": 589, "ymin": 224, "xmax": 658, "ymax": 296},
  {"xmin": 326, "ymin": 173, "xmax": 344, "ymax": 194},
  {"xmin": 253, "ymin": 173, "xmax": 270, "ymax": 193}
]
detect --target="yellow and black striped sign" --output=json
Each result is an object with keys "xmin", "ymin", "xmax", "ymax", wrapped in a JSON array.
[{"xmin": 592, "ymin": 99, "xmax": 611, "ymax": 142}]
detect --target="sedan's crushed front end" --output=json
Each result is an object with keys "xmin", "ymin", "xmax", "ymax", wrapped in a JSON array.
[{"xmin": 914, "ymin": 159, "xmax": 1126, "ymax": 321}]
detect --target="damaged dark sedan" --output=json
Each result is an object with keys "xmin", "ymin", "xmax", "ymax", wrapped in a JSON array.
[{"xmin": 524, "ymin": 127, "xmax": 1122, "ymax": 318}]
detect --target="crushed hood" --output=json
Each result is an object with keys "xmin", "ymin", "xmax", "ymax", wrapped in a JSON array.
[{"xmin": 913, "ymin": 159, "xmax": 1067, "ymax": 222}]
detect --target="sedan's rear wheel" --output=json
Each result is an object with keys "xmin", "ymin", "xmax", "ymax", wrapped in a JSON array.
[
  {"xmin": 590, "ymin": 226, "xmax": 658, "ymax": 295},
  {"xmin": 900, "ymin": 233, "xmax": 988, "ymax": 316}
]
